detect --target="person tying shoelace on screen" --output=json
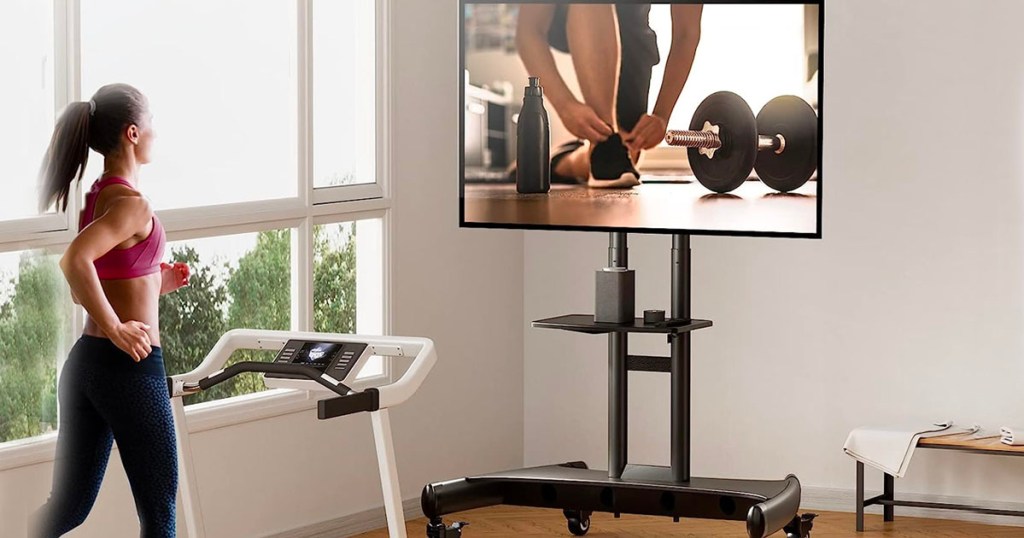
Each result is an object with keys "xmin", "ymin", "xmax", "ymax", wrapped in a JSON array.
[{"xmin": 515, "ymin": 3, "xmax": 702, "ymax": 188}]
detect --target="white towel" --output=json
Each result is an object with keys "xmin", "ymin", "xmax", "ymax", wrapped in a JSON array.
[
  {"xmin": 844, "ymin": 422, "xmax": 961, "ymax": 477},
  {"xmin": 970, "ymin": 427, "xmax": 1002, "ymax": 440},
  {"xmin": 1001, "ymin": 426, "xmax": 1024, "ymax": 446}
]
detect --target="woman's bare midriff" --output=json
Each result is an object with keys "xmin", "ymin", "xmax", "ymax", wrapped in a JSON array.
[{"xmin": 82, "ymin": 272, "xmax": 162, "ymax": 348}]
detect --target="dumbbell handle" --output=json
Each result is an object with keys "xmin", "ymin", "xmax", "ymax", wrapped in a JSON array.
[
  {"xmin": 665, "ymin": 129, "xmax": 721, "ymax": 149},
  {"xmin": 665, "ymin": 130, "xmax": 784, "ymax": 154}
]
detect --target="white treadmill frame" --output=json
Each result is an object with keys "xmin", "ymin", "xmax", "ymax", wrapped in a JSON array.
[{"xmin": 169, "ymin": 329, "xmax": 437, "ymax": 538}]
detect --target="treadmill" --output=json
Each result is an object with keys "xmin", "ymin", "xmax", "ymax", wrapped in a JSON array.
[
  {"xmin": 422, "ymin": 235, "xmax": 816, "ymax": 537},
  {"xmin": 169, "ymin": 329, "xmax": 437, "ymax": 538}
]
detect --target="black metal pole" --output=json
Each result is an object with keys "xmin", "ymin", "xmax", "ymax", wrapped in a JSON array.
[
  {"xmin": 884, "ymin": 473, "xmax": 895, "ymax": 521},
  {"xmin": 670, "ymin": 234, "xmax": 691, "ymax": 482},
  {"xmin": 856, "ymin": 461, "xmax": 865, "ymax": 532},
  {"xmin": 608, "ymin": 233, "xmax": 628, "ymax": 478}
]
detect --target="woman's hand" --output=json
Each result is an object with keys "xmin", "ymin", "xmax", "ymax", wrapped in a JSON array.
[
  {"xmin": 557, "ymin": 101, "xmax": 614, "ymax": 143},
  {"xmin": 160, "ymin": 262, "xmax": 190, "ymax": 295},
  {"xmin": 109, "ymin": 320, "xmax": 152, "ymax": 362},
  {"xmin": 623, "ymin": 114, "xmax": 668, "ymax": 152}
]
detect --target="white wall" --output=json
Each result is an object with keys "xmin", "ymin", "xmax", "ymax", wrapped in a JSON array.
[
  {"xmin": 525, "ymin": 0, "xmax": 1024, "ymax": 512},
  {"xmin": 0, "ymin": 0, "xmax": 525, "ymax": 535}
]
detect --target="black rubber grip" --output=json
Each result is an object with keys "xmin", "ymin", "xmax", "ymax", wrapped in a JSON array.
[
  {"xmin": 317, "ymin": 388, "xmax": 380, "ymax": 420},
  {"xmin": 421, "ymin": 479, "xmax": 504, "ymax": 519},
  {"xmin": 197, "ymin": 362, "xmax": 354, "ymax": 396},
  {"xmin": 746, "ymin": 475, "xmax": 801, "ymax": 538}
]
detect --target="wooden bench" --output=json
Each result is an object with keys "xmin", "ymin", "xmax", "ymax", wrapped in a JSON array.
[{"xmin": 855, "ymin": 433, "xmax": 1024, "ymax": 531}]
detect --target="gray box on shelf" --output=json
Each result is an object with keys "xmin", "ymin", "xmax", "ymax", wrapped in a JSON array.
[{"xmin": 595, "ymin": 268, "xmax": 635, "ymax": 324}]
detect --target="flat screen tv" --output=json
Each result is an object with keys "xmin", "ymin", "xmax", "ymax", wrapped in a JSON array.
[{"xmin": 460, "ymin": 0, "xmax": 823, "ymax": 237}]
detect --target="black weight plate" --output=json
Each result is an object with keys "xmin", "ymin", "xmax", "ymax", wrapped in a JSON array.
[
  {"xmin": 687, "ymin": 91, "xmax": 758, "ymax": 194},
  {"xmin": 755, "ymin": 96, "xmax": 818, "ymax": 192}
]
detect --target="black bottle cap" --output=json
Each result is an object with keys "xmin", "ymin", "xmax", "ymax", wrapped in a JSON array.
[{"xmin": 525, "ymin": 77, "xmax": 543, "ymax": 97}]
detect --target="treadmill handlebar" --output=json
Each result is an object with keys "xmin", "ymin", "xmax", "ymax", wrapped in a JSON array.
[
  {"xmin": 168, "ymin": 330, "xmax": 437, "ymax": 409},
  {"xmin": 197, "ymin": 362, "xmax": 355, "ymax": 396}
]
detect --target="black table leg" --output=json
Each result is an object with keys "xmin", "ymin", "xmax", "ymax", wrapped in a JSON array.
[
  {"xmin": 856, "ymin": 461, "xmax": 865, "ymax": 532},
  {"xmin": 884, "ymin": 473, "xmax": 895, "ymax": 522}
]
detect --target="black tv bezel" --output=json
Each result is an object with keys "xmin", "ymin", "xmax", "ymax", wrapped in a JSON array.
[{"xmin": 458, "ymin": 0, "xmax": 824, "ymax": 239}]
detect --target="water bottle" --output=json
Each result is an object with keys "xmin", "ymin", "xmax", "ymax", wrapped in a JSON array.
[{"xmin": 516, "ymin": 77, "xmax": 550, "ymax": 194}]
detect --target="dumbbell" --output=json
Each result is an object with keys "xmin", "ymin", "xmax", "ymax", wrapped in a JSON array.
[{"xmin": 664, "ymin": 91, "xmax": 818, "ymax": 193}]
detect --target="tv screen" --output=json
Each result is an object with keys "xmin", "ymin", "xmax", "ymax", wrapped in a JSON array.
[{"xmin": 460, "ymin": 1, "xmax": 822, "ymax": 237}]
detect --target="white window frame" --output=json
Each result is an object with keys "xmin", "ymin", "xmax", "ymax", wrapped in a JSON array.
[
  {"xmin": 0, "ymin": 0, "xmax": 394, "ymax": 471},
  {"xmin": 0, "ymin": 0, "xmax": 78, "ymax": 242}
]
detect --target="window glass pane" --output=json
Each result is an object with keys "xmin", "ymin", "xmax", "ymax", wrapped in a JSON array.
[
  {"xmin": 0, "ymin": 2, "xmax": 55, "ymax": 221},
  {"xmin": 80, "ymin": 1, "xmax": 298, "ymax": 210},
  {"xmin": 0, "ymin": 251, "xmax": 69, "ymax": 444},
  {"xmin": 314, "ymin": 219, "xmax": 383, "ymax": 377},
  {"xmin": 158, "ymin": 230, "xmax": 292, "ymax": 405},
  {"xmin": 312, "ymin": 0, "xmax": 376, "ymax": 188}
]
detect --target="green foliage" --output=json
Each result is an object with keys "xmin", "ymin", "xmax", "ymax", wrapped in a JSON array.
[
  {"xmin": 1, "ymin": 226, "xmax": 357, "ymax": 443},
  {"xmin": 228, "ymin": 230, "xmax": 291, "ymax": 332},
  {"xmin": 224, "ymin": 229, "xmax": 292, "ymax": 398},
  {"xmin": 159, "ymin": 246, "xmax": 230, "ymax": 405},
  {"xmin": 0, "ymin": 254, "xmax": 65, "ymax": 442},
  {"xmin": 314, "ymin": 224, "xmax": 357, "ymax": 334}
]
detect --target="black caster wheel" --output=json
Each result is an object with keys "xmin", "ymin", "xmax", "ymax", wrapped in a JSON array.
[
  {"xmin": 426, "ymin": 518, "xmax": 468, "ymax": 538},
  {"xmin": 563, "ymin": 509, "xmax": 592, "ymax": 536},
  {"xmin": 784, "ymin": 513, "xmax": 817, "ymax": 538}
]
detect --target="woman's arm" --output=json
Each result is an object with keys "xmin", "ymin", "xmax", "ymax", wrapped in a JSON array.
[{"xmin": 60, "ymin": 193, "xmax": 154, "ymax": 361}]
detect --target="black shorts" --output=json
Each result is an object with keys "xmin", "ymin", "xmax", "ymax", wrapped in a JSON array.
[{"xmin": 547, "ymin": 3, "xmax": 661, "ymax": 133}]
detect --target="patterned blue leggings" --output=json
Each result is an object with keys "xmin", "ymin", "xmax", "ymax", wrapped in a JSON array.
[{"xmin": 36, "ymin": 335, "xmax": 177, "ymax": 537}]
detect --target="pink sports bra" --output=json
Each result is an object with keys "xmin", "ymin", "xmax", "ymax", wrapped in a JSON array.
[{"xmin": 79, "ymin": 177, "xmax": 166, "ymax": 280}]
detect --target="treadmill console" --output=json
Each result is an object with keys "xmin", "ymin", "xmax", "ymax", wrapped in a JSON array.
[{"xmin": 264, "ymin": 339, "xmax": 370, "ymax": 385}]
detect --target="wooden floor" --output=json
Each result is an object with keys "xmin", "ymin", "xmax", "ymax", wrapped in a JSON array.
[
  {"xmin": 464, "ymin": 176, "xmax": 817, "ymax": 234},
  {"xmin": 353, "ymin": 506, "xmax": 1024, "ymax": 537}
]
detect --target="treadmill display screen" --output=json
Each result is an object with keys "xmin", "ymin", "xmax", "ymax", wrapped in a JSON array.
[{"xmin": 293, "ymin": 342, "xmax": 342, "ymax": 368}]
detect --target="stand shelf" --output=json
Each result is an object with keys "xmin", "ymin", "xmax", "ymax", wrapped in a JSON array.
[{"xmin": 533, "ymin": 314, "xmax": 712, "ymax": 335}]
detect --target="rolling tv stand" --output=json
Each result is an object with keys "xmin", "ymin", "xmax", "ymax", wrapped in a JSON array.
[{"xmin": 422, "ymin": 233, "xmax": 815, "ymax": 537}]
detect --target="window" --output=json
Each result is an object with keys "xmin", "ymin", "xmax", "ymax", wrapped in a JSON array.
[
  {"xmin": 80, "ymin": 1, "xmax": 300, "ymax": 209},
  {"xmin": 312, "ymin": 0, "xmax": 378, "ymax": 188},
  {"xmin": 0, "ymin": 251, "xmax": 69, "ymax": 444},
  {"xmin": 0, "ymin": 1, "xmax": 388, "ymax": 450},
  {"xmin": 159, "ymin": 230, "xmax": 291, "ymax": 405},
  {"xmin": 314, "ymin": 218, "xmax": 384, "ymax": 377},
  {"xmin": 0, "ymin": 1, "xmax": 55, "ymax": 223}
]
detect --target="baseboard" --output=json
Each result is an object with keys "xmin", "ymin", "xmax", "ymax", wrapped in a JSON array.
[
  {"xmin": 801, "ymin": 485, "xmax": 1024, "ymax": 528},
  {"xmin": 267, "ymin": 497, "xmax": 423, "ymax": 538}
]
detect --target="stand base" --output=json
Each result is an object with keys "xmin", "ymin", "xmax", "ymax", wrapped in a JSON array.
[{"xmin": 421, "ymin": 462, "xmax": 810, "ymax": 538}]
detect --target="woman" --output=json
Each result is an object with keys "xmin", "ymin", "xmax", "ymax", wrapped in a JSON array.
[{"xmin": 33, "ymin": 83, "xmax": 190, "ymax": 537}]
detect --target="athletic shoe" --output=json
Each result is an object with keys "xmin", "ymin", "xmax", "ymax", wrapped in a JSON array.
[{"xmin": 588, "ymin": 133, "xmax": 641, "ymax": 188}]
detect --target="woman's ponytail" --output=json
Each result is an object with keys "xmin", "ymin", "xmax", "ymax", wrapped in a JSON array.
[
  {"xmin": 38, "ymin": 84, "xmax": 147, "ymax": 213},
  {"xmin": 39, "ymin": 101, "xmax": 93, "ymax": 213}
]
